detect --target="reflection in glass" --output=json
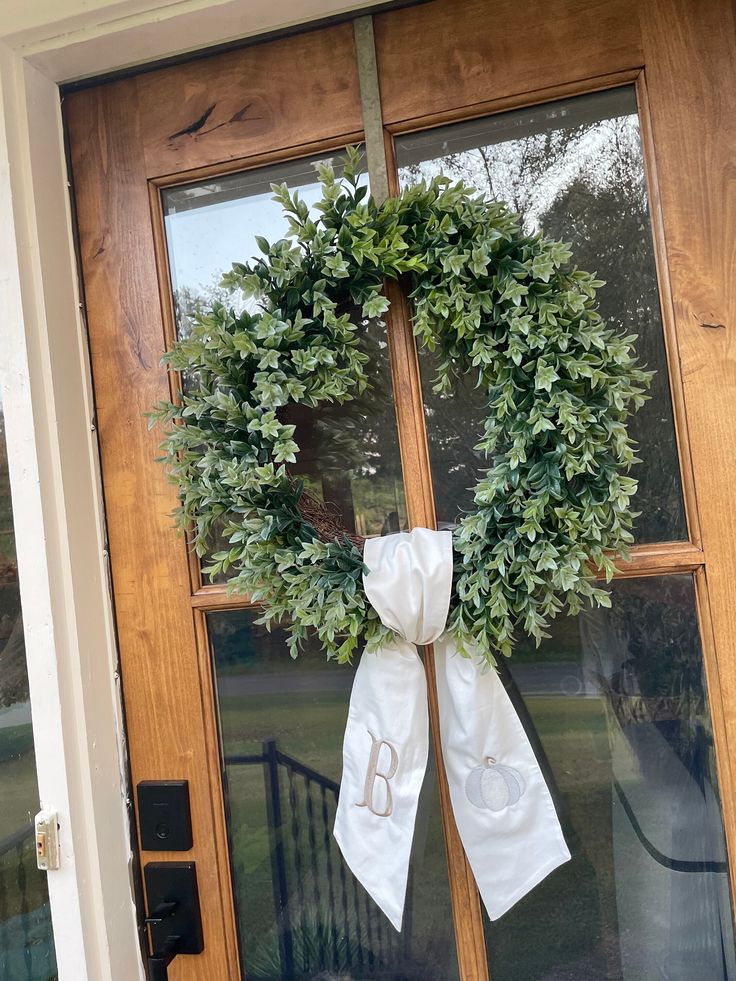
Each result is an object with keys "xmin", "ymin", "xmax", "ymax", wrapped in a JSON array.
[
  {"xmin": 209, "ymin": 610, "xmax": 459, "ymax": 981},
  {"xmin": 163, "ymin": 157, "xmax": 406, "ymax": 584},
  {"xmin": 396, "ymin": 86, "xmax": 687, "ymax": 544},
  {"xmin": 487, "ymin": 575, "xmax": 735, "ymax": 980},
  {"xmin": 0, "ymin": 400, "xmax": 57, "ymax": 979}
]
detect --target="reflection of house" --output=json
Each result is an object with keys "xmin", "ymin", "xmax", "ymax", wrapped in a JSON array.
[{"xmin": 1, "ymin": 2, "xmax": 735, "ymax": 980}]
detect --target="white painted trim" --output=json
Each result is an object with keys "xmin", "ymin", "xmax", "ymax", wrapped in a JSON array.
[
  {"xmin": 0, "ymin": 50, "xmax": 89, "ymax": 976},
  {"xmin": 0, "ymin": 45, "xmax": 142, "ymax": 981},
  {"xmin": 0, "ymin": 2, "xmax": 392, "ymax": 978},
  {"xmin": 7, "ymin": 0, "xmax": 395, "ymax": 83}
]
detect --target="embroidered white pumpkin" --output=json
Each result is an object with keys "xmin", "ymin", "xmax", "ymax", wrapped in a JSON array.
[{"xmin": 465, "ymin": 757, "xmax": 526, "ymax": 812}]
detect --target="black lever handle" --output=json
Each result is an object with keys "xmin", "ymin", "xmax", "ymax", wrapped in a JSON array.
[
  {"xmin": 144, "ymin": 901, "xmax": 178, "ymax": 926},
  {"xmin": 148, "ymin": 934, "xmax": 183, "ymax": 981},
  {"xmin": 148, "ymin": 948, "xmax": 176, "ymax": 981},
  {"xmin": 144, "ymin": 863, "xmax": 203, "ymax": 980},
  {"xmin": 148, "ymin": 958, "xmax": 170, "ymax": 981}
]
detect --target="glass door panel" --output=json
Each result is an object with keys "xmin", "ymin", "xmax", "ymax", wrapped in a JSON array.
[
  {"xmin": 395, "ymin": 86, "xmax": 687, "ymax": 545},
  {"xmin": 162, "ymin": 155, "xmax": 408, "ymax": 583},
  {"xmin": 488, "ymin": 575, "xmax": 735, "ymax": 980},
  {"xmin": 162, "ymin": 155, "xmax": 457, "ymax": 978},
  {"xmin": 394, "ymin": 85, "xmax": 735, "ymax": 979},
  {"xmin": 208, "ymin": 609, "xmax": 459, "ymax": 981}
]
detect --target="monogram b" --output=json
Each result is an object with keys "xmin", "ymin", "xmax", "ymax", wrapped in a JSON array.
[{"xmin": 356, "ymin": 729, "xmax": 399, "ymax": 817}]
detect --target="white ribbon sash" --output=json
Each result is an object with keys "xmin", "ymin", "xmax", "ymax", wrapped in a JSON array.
[{"xmin": 334, "ymin": 528, "xmax": 570, "ymax": 930}]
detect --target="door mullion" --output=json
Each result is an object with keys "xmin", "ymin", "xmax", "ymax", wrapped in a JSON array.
[
  {"xmin": 382, "ymin": 142, "xmax": 491, "ymax": 978},
  {"xmin": 352, "ymin": 37, "xmax": 489, "ymax": 973}
]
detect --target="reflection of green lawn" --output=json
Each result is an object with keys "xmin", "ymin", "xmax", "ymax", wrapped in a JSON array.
[
  {"xmin": 218, "ymin": 687, "xmax": 620, "ymax": 979},
  {"xmin": 220, "ymin": 687, "xmax": 459, "ymax": 978},
  {"xmin": 488, "ymin": 696, "xmax": 620, "ymax": 980},
  {"xmin": 220, "ymin": 691, "xmax": 349, "ymax": 778}
]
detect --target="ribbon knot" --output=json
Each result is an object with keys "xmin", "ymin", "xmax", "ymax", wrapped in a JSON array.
[
  {"xmin": 362, "ymin": 527, "xmax": 452, "ymax": 645},
  {"xmin": 334, "ymin": 528, "xmax": 570, "ymax": 931}
]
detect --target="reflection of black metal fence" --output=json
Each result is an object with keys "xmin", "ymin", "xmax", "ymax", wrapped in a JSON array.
[{"xmin": 226, "ymin": 739, "xmax": 409, "ymax": 980}]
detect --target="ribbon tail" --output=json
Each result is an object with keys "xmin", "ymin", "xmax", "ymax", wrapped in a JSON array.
[
  {"xmin": 334, "ymin": 639, "xmax": 429, "ymax": 931},
  {"xmin": 434, "ymin": 634, "xmax": 571, "ymax": 920}
]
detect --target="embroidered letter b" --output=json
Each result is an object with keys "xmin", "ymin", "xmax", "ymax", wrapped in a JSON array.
[{"xmin": 356, "ymin": 730, "xmax": 399, "ymax": 817}]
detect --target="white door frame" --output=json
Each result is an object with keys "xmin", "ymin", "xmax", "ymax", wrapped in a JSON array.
[{"xmin": 0, "ymin": 3, "xmax": 392, "ymax": 979}]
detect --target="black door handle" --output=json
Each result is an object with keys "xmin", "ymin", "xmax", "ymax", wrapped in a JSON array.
[
  {"xmin": 148, "ymin": 932, "xmax": 185, "ymax": 981},
  {"xmin": 144, "ymin": 900, "xmax": 179, "ymax": 926},
  {"xmin": 144, "ymin": 863, "xmax": 204, "ymax": 980}
]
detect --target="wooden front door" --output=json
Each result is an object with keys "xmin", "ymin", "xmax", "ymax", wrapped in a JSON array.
[{"xmin": 65, "ymin": 1, "xmax": 736, "ymax": 978}]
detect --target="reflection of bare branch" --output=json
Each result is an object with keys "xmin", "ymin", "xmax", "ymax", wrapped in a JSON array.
[{"xmin": 475, "ymin": 146, "xmax": 497, "ymax": 201}]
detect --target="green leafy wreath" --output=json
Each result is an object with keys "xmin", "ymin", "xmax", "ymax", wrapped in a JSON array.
[{"xmin": 152, "ymin": 148, "xmax": 652, "ymax": 665}]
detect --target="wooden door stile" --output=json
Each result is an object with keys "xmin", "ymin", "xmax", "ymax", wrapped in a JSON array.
[
  {"xmin": 638, "ymin": 0, "xmax": 736, "ymax": 902},
  {"xmin": 65, "ymin": 77, "xmax": 242, "ymax": 980}
]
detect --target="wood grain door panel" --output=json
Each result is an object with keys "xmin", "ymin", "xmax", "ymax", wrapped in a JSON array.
[{"xmin": 64, "ymin": 2, "xmax": 736, "ymax": 978}]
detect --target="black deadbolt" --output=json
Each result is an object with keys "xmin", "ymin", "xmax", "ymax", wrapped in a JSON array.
[{"xmin": 137, "ymin": 781, "xmax": 193, "ymax": 852}]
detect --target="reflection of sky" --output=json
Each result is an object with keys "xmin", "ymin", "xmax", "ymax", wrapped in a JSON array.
[{"xmin": 164, "ymin": 182, "xmax": 325, "ymax": 299}]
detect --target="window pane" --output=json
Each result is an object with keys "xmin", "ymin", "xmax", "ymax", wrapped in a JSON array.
[
  {"xmin": 163, "ymin": 157, "xmax": 407, "ymax": 583},
  {"xmin": 395, "ymin": 86, "xmax": 687, "ymax": 544},
  {"xmin": 208, "ymin": 610, "xmax": 459, "ymax": 980},
  {"xmin": 0, "ymin": 400, "xmax": 57, "ymax": 979},
  {"xmin": 486, "ymin": 575, "xmax": 735, "ymax": 980}
]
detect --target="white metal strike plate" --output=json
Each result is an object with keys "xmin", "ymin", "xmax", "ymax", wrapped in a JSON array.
[{"xmin": 34, "ymin": 810, "xmax": 60, "ymax": 871}]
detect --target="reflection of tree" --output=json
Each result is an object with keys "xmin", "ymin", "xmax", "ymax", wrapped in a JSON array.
[
  {"xmin": 174, "ymin": 281, "xmax": 235, "ymax": 341},
  {"xmin": 0, "ymin": 410, "xmax": 15, "ymax": 565},
  {"xmin": 609, "ymin": 581, "xmax": 703, "ymax": 698},
  {"xmin": 283, "ymin": 315, "xmax": 402, "ymax": 534},
  {"xmin": 401, "ymin": 121, "xmax": 589, "ymax": 223},
  {"xmin": 584, "ymin": 577, "xmax": 708, "ymax": 775},
  {"xmin": 406, "ymin": 115, "xmax": 685, "ymax": 542},
  {"xmin": 540, "ymin": 123, "xmax": 683, "ymax": 542},
  {"xmin": 0, "ymin": 616, "xmax": 28, "ymax": 708}
]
